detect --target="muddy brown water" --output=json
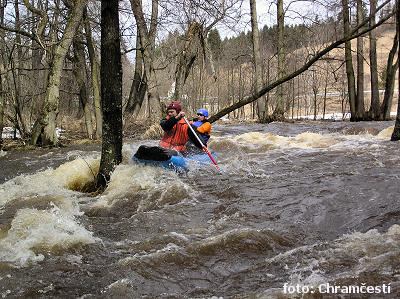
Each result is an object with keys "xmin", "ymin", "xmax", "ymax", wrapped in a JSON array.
[{"xmin": 0, "ymin": 121, "xmax": 399, "ymax": 298}]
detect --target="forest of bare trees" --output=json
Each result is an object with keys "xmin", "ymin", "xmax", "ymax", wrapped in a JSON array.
[{"xmin": 0, "ymin": 0, "xmax": 399, "ymax": 183}]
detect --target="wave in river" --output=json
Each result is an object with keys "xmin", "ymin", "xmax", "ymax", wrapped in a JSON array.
[{"xmin": 0, "ymin": 204, "xmax": 97, "ymax": 267}]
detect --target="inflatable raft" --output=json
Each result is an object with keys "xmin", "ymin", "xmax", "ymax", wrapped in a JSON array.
[{"xmin": 132, "ymin": 145, "xmax": 212, "ymax": 171}]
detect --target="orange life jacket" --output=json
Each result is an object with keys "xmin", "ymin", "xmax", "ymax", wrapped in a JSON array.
[{"xmin": 159, "ymin": 118, "xmax": 189, "ymax": 152}]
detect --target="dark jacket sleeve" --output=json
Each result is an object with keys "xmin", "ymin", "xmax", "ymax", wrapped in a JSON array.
[
  {"xmin": 188, "ymin": 125, "xmax": 205, "ymax": 148},
  {"xmin": 160, "ymin": 117, "xmax": 178, "ymax": 131}
]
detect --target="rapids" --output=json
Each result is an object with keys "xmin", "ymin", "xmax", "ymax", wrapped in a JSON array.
[{"xmin": 0, "ymin": 121, "xmax": 399, "ymax": 298}]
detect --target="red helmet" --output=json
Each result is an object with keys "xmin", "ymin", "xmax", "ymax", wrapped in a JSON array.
[{"xmin": 167, "ymin": 101, "xmax": 182, "ymax": 113}]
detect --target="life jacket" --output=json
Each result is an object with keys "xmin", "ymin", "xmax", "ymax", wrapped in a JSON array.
[
  {"xmin": 159, "ymin": 118, "xmax": 189, "ymax": 152},
  {"xmin": 192, "ymin": 120, "xmax": 211, "ymax": 144}
]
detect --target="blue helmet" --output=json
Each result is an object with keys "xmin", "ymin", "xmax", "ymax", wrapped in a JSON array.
[{"xmin": 196, "ymin": 108, "xmax": 209, "ymax": 117}]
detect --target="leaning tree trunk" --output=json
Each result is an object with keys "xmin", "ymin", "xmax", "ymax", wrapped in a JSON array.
[
  {"xmin": 96, "ymin": 0, "xmax": 123, "ymax": 188},
  {"xmin": 73, "ymin": 31, "xmax": 93, "ymax": 139},
  {"xmin": 356, "ymin": 0, "xmax": 365, "ymax": 119},
  {"xmin": 391, "ymin": 0, "xmax": 400, "ymax": 141},
  {"xmin": 31, "ymin": 0, "xmax": 88, "ymax": 146},
  {"xmin": 84, "ymin": 8, "xmax": 102, "ymax": 139},
  {"xmin": 249, "ymin": 0, "xmax": 266, "ymax": 121},
  {"xmin": 369, "ymin": 0, "xmax": 380, "ymax": 119},
  {"xmin": 342, "ymin": 0, "xmax": 357, "ymax": 121},
  {"xmin": 381, "ymin": 32, "xmax": 398, "ymax": 120}
]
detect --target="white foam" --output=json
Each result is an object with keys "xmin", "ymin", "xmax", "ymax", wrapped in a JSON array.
[
  {"xmin": 0, "ymin": 204, "xmax": 98, "ymax": 267},
  {"xmin": 272, "ymin": 225, "xmax": 400, "ymax": 287},
  {"xmin": 0, "ymin": 158, "xmax": 99, "ymax": 208}
]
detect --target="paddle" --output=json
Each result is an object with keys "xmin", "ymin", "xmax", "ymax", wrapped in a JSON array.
[{"xmin": 183, "ymin": 117, "xmax": 220, "ymax": 171}]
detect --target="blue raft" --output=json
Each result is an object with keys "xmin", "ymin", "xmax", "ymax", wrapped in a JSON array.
[{"xmin": 132, "ymin": 145, "xmax": 212, "ymax": 171}]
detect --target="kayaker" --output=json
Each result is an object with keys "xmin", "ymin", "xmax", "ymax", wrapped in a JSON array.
[
  {"xmin": 187, "ymin": 108, "xmax": 212, "ymax": 150},
  {"xmin": 159, "ymin": 101, "xmax": 189, "ymax": 153}
]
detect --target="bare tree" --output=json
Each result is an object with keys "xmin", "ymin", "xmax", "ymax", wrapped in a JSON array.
[
  {"xmin": 356, "ymin": 0, "xmax": 365, "ymax": 119},
  {"xmin": 208, "ymin": 2, "xmax": 394, "ymax": 123},
  {"xmin": 84, "ymin": 7, "xmax": 102, "ymax": 139},
  {"xmin": 129, "ymin": 0, "xmax": 161, "ymax": 120},
  {"xmin": 249, "ymin": 0, "xmax": 265, "ymax": 121},
  {"xmin": 381, "ymin": 32, "xmax": 398, "ymax": 120},
  {"xmin": 391, "ymin": 0, "xmax": 400, "ymax": 141},
  {"xmin": 30, "ymin": 0, "xmax": 88, "ymax": 146},
  {"xmin": 369, "ymin": 0, "xmax": 380, "ymax": 119},
  {"xmin": 0, "ymin": 0, "xmax": 4, "ymax": 149},
  {"xmin": 342, "ymin": 0, "xmax": 357, "ymax": 121},
  {"xmin": 97, "ymin": 0, "xmax": 123, "ymax": 188},
  {"xmin": 125, "ymin": 30, "xmax": 147, "ymax": 117},
  {"xmin": 72, "ymin": 30, "xmax": 93, "ymax": 139},
  {"xmin": 272, "ymin": 0, "xmax": 286, "ymax": 120}
]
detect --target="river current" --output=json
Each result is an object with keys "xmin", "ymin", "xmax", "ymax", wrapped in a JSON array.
[{"xmin": 0, "ymin": 121, "xmax": 399, "ymax": 298}]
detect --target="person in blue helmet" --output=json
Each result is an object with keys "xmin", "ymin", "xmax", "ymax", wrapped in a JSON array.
[{"xmin": 187, "ymin": 108, "xmax": 212, "ymax": 150}]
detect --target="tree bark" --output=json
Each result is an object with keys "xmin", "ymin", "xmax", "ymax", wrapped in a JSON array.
[
  {"xmin": 96, "ymin": 0, "xmax": 123, "ymax": 188},
  {"xmin": 174, "ymin": 22, "xmax": 203, "ymax": 100},
  {"xmin": 84, "ymin": 8, "xmax": 102, "ymax": 138},
  {"xmin": 249, "ymin": 0, "xmax": 265, "ymax": 121},
  {"xmin": 130, "ymin": 0, "xmax": 161, "ymax": 120},
  {"xmin": 342, "ymin": 0, "xmax": 357, "ymax": 121},
  {"xmin": 31, "ymin": 0, "xmax": 88, "ymax": 146},
  {"xmin": 391, "ymin": 0, "xmax": 400, "ymax": 141},
  {"xmin": 24, "ymin": 0, "xmax": 48, "ymax": 129},
  {"xmin": 381, "ymin": 32, "xmax": 398, "ymax": 120},
  {"xmin": 0, "ymin": 0, "xmax": 4, "ymax": 149},
  {"xmin": 73, "ymin": 31, "xmax": 93, "ymax": 139},
  {"xmin": 356, "ymin": 0, "xmax": 365, "ymax": 119},
  {"xmin": 369, "ymin": 0, "xmax": 380, "ymax": 119},
  {"xmin": 13, "ymin": 0, "xmax": 26, "ymax": 137},
  {"xmin": 272, "ymin": 0, "xmax": 286, "ymax": 120},
  {"xmin": 125, "ymin": 29, "xmax": 147, "ymax": 117}
]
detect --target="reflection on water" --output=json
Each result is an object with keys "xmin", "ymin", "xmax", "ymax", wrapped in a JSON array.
[{"xmin": 0, "ymin": 121, "xmax": 399, "ymax": 298}]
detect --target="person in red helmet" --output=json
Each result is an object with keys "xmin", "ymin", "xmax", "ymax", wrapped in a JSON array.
[{"xmin": 159, "ymin": 101, "xmax": 189, "ymax": 153}]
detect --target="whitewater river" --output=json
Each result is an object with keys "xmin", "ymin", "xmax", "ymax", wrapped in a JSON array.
[{"xmin": 0, "ymin": 121, "xmax": 399, "ymax": 298}]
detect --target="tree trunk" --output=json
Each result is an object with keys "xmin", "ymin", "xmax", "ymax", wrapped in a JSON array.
[
  {"xmin": 24, "ymin": 0, "xmax": 48, "ymax": 128},
  {"xmin": 130, "ymin": 0, "xmax": 161, "ymax": 120},
  {"xmin": 174, "ymin": 22, "xmax": 202, "ymax": 101},
  {"xmin": 356, "ymin": 0, "xmax": 365, "ymax": 119},
  {"xmin": 391, "ymin": 0, "xmax": 400, "ymax": 141},
  {"xmin": 369, "ymin": 0, "xmax": 380, "ymax": 119},
  {"xmin": 13, "ymin": 0, "xmax": 27, "ymax": 137},
  {"xmin": 125, "ymin": 30, "xmax": 147, "ymax": 117},
  {"xmin": 84, "ymin": 8, "xmax": 102, "ymax": 139},
  {"xmin": 96, "ymin": 0, "xmax": 123, "ymax": 188},
  {"xmin": 342, "ymin": 0, "xmax": 357, "ymax": 121},
  {"xmin": 381, "ymin": 32, "xmax": 398, "ymax": 120},
  {"xmin": 31, "ymin": 0, "xmax": 88, "ymax": 146},
  {"xmin": 312, "ymin": 70, "xmax": 318, "ymax": 120},
  {"xmin": 249, "ymin": 0, "xmax": 265, "ymax": 121},
  {"xmin": 273, "ymin": 0, "xmax": 285, "ymax": 119},
  {"xmin": 323, "ymin": 67, "xmax": 328, "ymax": 119},
  {"xmin": 0, "ymin": 0, "xmax": 4, "ymax": 149},
  {"xmin": 73, "ymin": 31, "xmax": 93, "ymax": 139}
]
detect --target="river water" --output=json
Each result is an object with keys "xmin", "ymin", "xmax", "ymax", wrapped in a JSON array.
[{"xmin": 0, "ymin": 121, "xmax": 399, "ymax": 298}]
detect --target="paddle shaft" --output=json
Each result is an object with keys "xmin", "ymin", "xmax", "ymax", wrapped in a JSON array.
[{"xmin": 183, "ymin": 117, "xmax": 220, "ymax": 171}]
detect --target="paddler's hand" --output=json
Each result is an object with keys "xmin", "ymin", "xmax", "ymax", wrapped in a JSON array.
[{"xmin": 176, "ymin": 111, "xmax": 185, "ymax": 119}]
